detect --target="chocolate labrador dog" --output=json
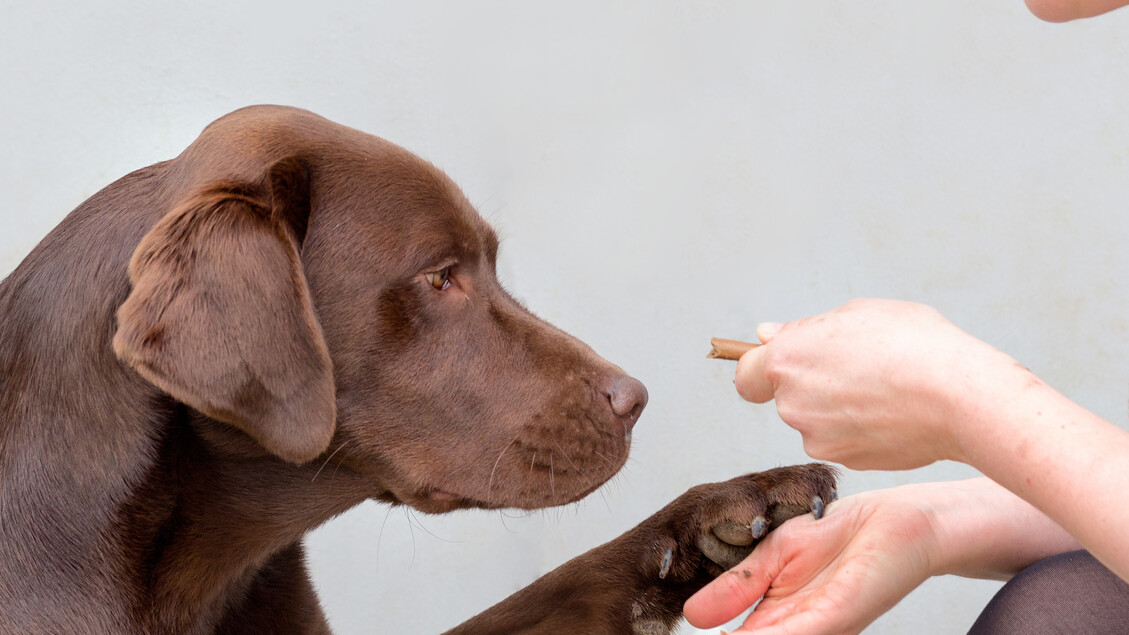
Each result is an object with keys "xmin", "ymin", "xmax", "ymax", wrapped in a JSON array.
[{"xmin": 0, "ymin": 105, "xmax": 835, "ymax": 634}]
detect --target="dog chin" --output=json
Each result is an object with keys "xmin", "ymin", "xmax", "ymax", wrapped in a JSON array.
[{"xmin": 387, "ymin": 480, "xmax": 612, "ymax": 514}]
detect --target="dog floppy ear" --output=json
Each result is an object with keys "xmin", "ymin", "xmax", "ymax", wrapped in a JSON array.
[{"xmin": 113, "ymin": 158, "xmax": 336, "ymax": 464}]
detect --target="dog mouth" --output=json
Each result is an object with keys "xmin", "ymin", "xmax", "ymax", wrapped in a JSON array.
[
  {"xmin": 369, "ymin": 450, "xmax": 628, "ymax": 514},
  {"xmin": 427, "ymin": 486, "xmax": 503, "ymax": 508},
  {"xmin": 404, "ymin": 443, "xmax": 629, "ymax": 513},
  {"xmin": 366, "ymin": 387, "xmax": 639, "ymax": 514},
  {"xmin": 391, "ymin": 447, "xmax": 629, "ymax": 513},
  {"xmin": 402, "ymin": 486, "xmax": 506, "ymax": 514}
]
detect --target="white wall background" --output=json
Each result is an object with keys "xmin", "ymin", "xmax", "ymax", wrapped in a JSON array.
[{"xmin": 3, "ymin": 2, "xmax": 1128, "ymax": 633}]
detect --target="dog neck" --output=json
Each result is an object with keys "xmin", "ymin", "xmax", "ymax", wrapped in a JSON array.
[{"xmin": 113, "ymin": 406, "xmax": 371, "ymax": 632}]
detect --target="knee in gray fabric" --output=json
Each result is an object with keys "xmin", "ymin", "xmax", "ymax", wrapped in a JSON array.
[{"xmin": 968, "ymin": 550, "xmax": 1129, "ymax": 635}]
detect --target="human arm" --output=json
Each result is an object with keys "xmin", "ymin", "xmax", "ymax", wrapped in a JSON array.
[
  {"xmin": 733, "ymin": 298, "xmax": 1129, "ymax": 582},
  {"xmin": 683, "ymin": 477, "xmax": 1080, "ymax": 634}
]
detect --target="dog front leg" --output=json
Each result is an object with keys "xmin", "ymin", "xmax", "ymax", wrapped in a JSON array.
[{"xmin": 443, "ymin": 536, "xmax": 664, "ymax": 635}]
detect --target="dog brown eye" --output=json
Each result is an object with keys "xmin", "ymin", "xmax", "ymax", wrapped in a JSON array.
[{"xmin": 426, "ymin": 268, "xmax": 451, "ymax": 290}]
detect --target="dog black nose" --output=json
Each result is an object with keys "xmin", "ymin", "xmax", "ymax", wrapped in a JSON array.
[{"xmin": 605, "ymin": 375, "xmax": 648, "ymax": 432}]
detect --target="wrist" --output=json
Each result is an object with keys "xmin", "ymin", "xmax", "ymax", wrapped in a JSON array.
[
  {"xmin": 914, "ymin": 478, "xmax": 1078, "ymax": 580},
  {"xmin": 932, "ymin": 342, "xmax": 1034, "ymax": 466},
  {"xmin": 859, "ymin": 483, "xmax": 951, "ymax": 579}
]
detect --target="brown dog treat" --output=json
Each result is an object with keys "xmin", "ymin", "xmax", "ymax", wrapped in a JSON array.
[{"xmin": 706, "ymin": 337, "xmax": 759, "ymax": 360}]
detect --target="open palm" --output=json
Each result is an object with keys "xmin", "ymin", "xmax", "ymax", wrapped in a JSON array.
[{"xmin": 685, "ymin": 489, "xmax": 939, "ymax": 635}]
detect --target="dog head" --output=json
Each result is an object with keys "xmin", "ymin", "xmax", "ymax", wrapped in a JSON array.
[{"xmin": 112, "ymin": 106, "xmax": 646, "ymax": 512}]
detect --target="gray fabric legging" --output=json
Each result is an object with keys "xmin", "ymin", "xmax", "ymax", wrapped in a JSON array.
[{"xmin": 968, "ymin": 550, "xmax": 1129, "ymax": 634}]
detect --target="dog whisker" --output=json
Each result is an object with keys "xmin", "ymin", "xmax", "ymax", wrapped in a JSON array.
[
  {"xmin": 402, "ymin": 507, "xmax": 417, "ymax": 572},
  {"xmin": 404, "ymin": 511, "xmax": 457, "ymax": 544},
  {"xmin": 310, "ymin": 440, "xmax": 351, "ymax": 483},
  {"xmin": 548, "ymin": 452, "xmax": 555, "ymax": 500},
  {"xmin": 552, "ymin": 441, "xmax": 580, "ymax": 472},
  {"xmin": 497, "ymin": 510, "xmax": 515, "ymax": 533},
  {"xmin": 374, "ymin": 503, "xmax": 396, "ymax": 574},
  {"xmin": 487, "ymin": 437, "xmax": 519, "ymax": 493},
  {"xmin": 591, "ymin": 449, "xmax": 616, "ymax": 468},
  {"xmin": 552, "ymin": 502, "xmax": 564, "ymax": 529},
  {"xmin": 596, "ymin": 487, "xmax": 613, "ymax": 514}
]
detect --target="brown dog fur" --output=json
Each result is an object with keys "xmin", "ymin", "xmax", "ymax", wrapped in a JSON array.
[{"xmin": 0, "ymin": 106, "xmax": 834, "ymax": 634}]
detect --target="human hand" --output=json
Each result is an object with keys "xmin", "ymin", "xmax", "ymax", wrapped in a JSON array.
[
  {"xmin": 683, "ymin": 486, "xmax": 939, "ymax": 635},
  {"xmin": 735, "ymin": 298, "xmax": 1027, "ymax": 470}
]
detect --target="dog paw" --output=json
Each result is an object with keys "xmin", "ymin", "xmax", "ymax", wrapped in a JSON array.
[
  {"xmin": 671, "ymin": 464, "xmax": 838, "ymax": 574},
  {"xmin": 677, "ymin": 463, "xmax": 839, "ymax": 571},
  {"xmin": 624, "ymin": 464, "xmax": 838, "ymax": 630}
]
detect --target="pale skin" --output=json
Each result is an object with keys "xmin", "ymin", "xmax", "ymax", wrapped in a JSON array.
[{"xmin": 684, "ymin": 299, "xmax": 1129, "ymax": 633}]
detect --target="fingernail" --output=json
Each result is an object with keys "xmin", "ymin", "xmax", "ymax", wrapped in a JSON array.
[{"xmin": 757, "ymin": 321, "xmax": 783, "ymax": 341}]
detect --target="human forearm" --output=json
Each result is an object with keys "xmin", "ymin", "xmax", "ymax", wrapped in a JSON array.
[
  {"xmin": 947, "ymin": 367, "xmax": 1129, "ymax": 581},
  {"xmin": 915, "ymin": 477, "xmax": 1079, "ymax": 580}
]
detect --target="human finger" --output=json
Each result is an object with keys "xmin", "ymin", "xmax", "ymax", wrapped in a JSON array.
[
  {"xmin": 734, "ymin": 344, "xmax": 774, "ymax": 403},
  {"xmin": 683, "ymin": 545, "xmax": 780, "ymax": 627}
]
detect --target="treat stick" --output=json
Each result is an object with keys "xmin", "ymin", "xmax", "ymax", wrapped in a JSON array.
[{"xmin": 707, "ymin": 337, "xmax": 760, "ymax": 361}]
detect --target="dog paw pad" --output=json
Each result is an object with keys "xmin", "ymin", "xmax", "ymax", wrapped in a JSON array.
[
  {"xmin": 696, "ymin": 533, "xmax": 753, "ymax": 571},
  {"xmin": 713, "ymin": 521, "xmax": 756, "ymax": 547}
]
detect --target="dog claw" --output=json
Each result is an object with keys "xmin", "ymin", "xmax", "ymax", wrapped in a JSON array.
[
  {"xmin": 751, "ymin": 515, "xmax": 768, "ymax": 539},
  {"xmin": 829, "ymin": 489, "xmax": 839, "ymax": 502},
  {"xmin": 811, "ymin": 495, "xmax": 825, "ymax": 520},
  {"xmin": 658, "ymin": 548, "xmax": 673, "ymax": 579}
]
